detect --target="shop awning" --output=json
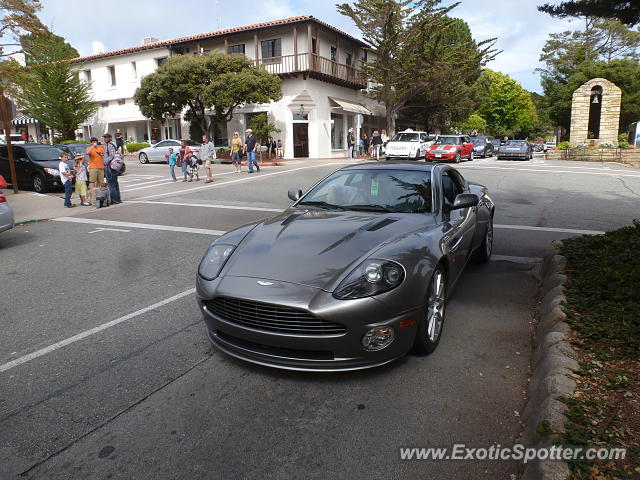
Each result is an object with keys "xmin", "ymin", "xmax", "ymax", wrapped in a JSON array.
[
  {"xmin": 329, "ymin": 97, "xmax": 371, "ymax": 115},
  {"xmin": 12, "ymin": 114, "xmax": 38, "ymax": 125}
]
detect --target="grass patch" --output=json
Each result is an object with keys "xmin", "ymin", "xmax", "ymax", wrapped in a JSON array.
[{"xmin": 557, "ymin": 220, "xmax": 640, "ymax": 479}]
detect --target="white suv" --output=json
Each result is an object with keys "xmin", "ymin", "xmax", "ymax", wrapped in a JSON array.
[{"xmin": 384, "ymin": 129, "xmax": 436, "ymax": 161}]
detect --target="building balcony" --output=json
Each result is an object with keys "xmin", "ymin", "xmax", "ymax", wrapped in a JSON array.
[{"xmin": 255, "ymin": 53, "xmax": 366, "ymax": 89}]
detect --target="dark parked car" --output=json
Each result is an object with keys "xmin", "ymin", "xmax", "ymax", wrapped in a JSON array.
[
  {"xmin": 0, "ymin": 144, "xmax": 65, "ymax": 193},
  {"xmin": 196, "ymin": 162, "xmax": 495, "ymax": 371},
  {"xmin": 490, "ymin": 138, "xmax": 501, "ymax": 151},
  {"xmin": 470, "ymin": 136, "xmax": 494, "ymax": 158},
  {"xmin": 497, "ymin": 140, "xmax": 533, "ymax": 160}
]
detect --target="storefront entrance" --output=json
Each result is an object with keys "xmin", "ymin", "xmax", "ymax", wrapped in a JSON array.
[{"xmin": 293, "ymin": 123, "xmax": 309, "ymax": 158}]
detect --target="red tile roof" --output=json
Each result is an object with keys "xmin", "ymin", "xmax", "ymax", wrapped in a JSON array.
[{"xmin": 72, "ymin": 15, "xmax": 367, "ymax": 63}]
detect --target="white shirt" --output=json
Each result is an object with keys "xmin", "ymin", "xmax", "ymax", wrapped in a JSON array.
[{"xmin": 59, "ymin": 161, "xmax": 71, "ymax": 185}]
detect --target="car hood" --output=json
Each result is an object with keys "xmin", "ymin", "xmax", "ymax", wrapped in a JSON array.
[
  {"xmin": 222, "ymin": 208, "xmax": 434, "ymax": 290},
  {"xmin": 38, "ymin": 160, "xmax": 62, "ymax": 170}
]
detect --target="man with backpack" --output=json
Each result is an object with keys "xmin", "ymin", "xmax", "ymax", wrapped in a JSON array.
[{"xmin": 103, "ymin": 133, "xmax": 123, "ymax": 204}]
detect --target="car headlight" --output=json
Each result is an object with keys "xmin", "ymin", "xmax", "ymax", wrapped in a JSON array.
[
  {"xmin": 198, "ymin": 244, "xmax": 235, "ymax": 280},
  {"xmin": 333, "ymin": 259, "xmax": 405, "ymax": 300},
  {"xmin": 44, "ymin": 168, "xmax": 60, "ymax": 177}
]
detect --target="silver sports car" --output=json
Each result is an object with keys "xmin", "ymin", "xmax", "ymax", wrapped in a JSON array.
[{"xmin": 196, "ymin": 162, "xmax": 495, "ymax": 371}]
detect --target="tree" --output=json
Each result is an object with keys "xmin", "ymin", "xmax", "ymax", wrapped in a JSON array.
[
  {"xmin": 134, "ymin": 52, "xmax": 282, "ymax": 136},
  {"xmin": 455, "ymin": 113, "xmax": 487, "ymax": 134},
  {"xmin": 538, "ymin": 0, "xmax": 640, "ymax": 26},
  {"xmin": 0, "ymin": 0, "xmax": 48, "ymax": 193},
  {"xmin": 249, "ymin": 113, "xmax": 281, "ymax": 161},
  {"xmin": 10, "ymin": 34, "xmax": 96, "ymax": 140},
  {"xmin": 475, "ymin": 69, "xmax": 537, "ymax": 138}
]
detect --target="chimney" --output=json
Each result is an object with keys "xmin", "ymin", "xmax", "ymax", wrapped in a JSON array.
[
  {"xmin": 142, "ymin": 37, "xmax": 159, "ymax": 45},
  {"xmin": 92, "ymin": 41, "xmax": 105, "ymax": 55}
]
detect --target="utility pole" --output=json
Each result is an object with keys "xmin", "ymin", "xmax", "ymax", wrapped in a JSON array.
[{"xmin": 0, "ymin": 90, "xmax": 19, "ymax": 193}]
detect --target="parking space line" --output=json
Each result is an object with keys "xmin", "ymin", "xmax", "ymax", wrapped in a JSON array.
[
  {"xmin": 495, "ymin": 224, "xmax": 604, "ymax": 235},
  {"xmin": 126, "ymin": 200, "xmax": 282, "ymax": 212},
  {"xmin": 0, "ymin": 289, "xmax": 196, "ymax": 374},
  {"xmin": 52, "ymin": 217, "xmax": 226, "ymax": 236},
  {"xmin": 458, "ymin": 165, "xmax": 640, "ymax": 178},
  {"xmin": 138, "ymin": 163, "xmax": 337, "ymax": 200}
]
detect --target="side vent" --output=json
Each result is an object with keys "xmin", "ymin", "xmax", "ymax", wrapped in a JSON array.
[{"xmin": 366, "ymin": 218, "xmax": 398, "ymax": 231}]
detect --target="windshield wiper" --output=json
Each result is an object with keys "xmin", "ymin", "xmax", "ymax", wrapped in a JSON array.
[
  {"xmin": 297, "ymin": 200, "xmax": 345, "ymax": 210},
  {"xmin": 343, "ymin": 204, "xmax": 393, "ymax": 212}
]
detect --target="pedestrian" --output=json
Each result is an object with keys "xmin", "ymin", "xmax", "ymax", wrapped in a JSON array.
[
  {"xmin": 231, "ymin": 132, "xmax": 243, "ymax": 173},
  {"xmin": 114, "ymin": 128, "xmax": 124, "ymax": 154},
  {"xmin": 102, "ymin": 133, "xmax": 122, "ymax": 204},
  {"xmin": 200, "ymin": 134, "xmax": 216, "ymax": 183},
  {"xmin": 244, "ymin": 129, "xmax": 260, "ymax": 173},
  {"xmin": 276, "ymin": 139, "xmax": 284, "ymax": 158},
  {"xmin": 371, "ymin": 130, "xmax": 383, "ymax": 160},
  {"xmin": 179, "ymin": 141, "xmax": 189, "ymax": 181},
  {"xmin": 182, "ymin": 140, "xmax": 199, "ymax": 182},
  {"xmin": 28, "ymin": 134, "xmax": 34, "ymax": 143},
  {"xmin": 86, "ymin": 137, "xmax": 105, "ymax": 205},
  {"xmin": 358, "ymin": 137, "xmax": 364, "ymax": 157},
  {"xmin": 168, "ymin": 147, "xmax": 178, "ymax": 181},
  {"xmin": 362, "ymin": 133, "xmax": 370, "ymax": 157},
  {"xmin": 266, "ymin": 136, "xmax": 276, "ymax": 159},
  {"xmin": 74, "ymin": 155, "xmax": 91, "ymax": 205},
  {"xmin": 347, "ymin": 127, "xmax": 355, "ymax": 160},
  {"xmin": 381, "ymin": 129, "xmax": 388, "ymax": 146},
  {"xmin": 95, "ymin": 182, "xmax": 111, "ymax": 208},
  {"xmin": 59, "ymin": 152, "xmax": 74, "ymax": 208}
]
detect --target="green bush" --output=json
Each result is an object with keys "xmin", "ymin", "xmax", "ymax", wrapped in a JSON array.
[
  {"xmin": 61, "ymin": 139, "xmax": 89, "ymax": 144},
  {"xmin": 216, "ymin": 147, "xmax": 230, "ymax": 154},
  {"xmin": 125, "ymin": 142, "xmax": 150, "ymax": 152},
  {"xmin": 618, "ymin": 133, "xmax": 628, "ymax": 143},
  {"xmin": 619, "ymin": 140, "xmax": 630, "ymax": 149},
  {"xmin": 557, "ymin": 141, "xmax": 571, "ymax": 150}
]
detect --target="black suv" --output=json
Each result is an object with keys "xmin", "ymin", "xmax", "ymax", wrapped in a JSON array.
[
  {"xmin": 0, "ymin": 144, "xmax": 66, "ymax": 193},
  {"xmin": 470, "ymin": 136, "xmax": 494, "ymax": 158}
]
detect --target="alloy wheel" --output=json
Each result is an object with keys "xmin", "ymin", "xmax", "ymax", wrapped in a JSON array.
[{"xmin": 426, "ymin": 269, "xmax": 446, "ymax": 342}]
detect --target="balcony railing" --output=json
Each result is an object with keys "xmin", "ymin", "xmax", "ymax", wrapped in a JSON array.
[{"xmin": 255, "ymin": 53, "xmax": 365, "ymax": 88}]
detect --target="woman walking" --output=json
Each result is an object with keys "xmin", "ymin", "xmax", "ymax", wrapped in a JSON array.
[
  {"xmin": 231, "ymin": 132, "xmax": 243, "ymax": 173},
  {"xmin": 362, "ymin": 133, "xmax": 370, "ymax": 157},
  {"xmin": 381, "ymin": 129, "xmax": 389, "ymax": 146},
  {"xmin": 371, "ymin": 130, "xmax": 383, "ymax": 161},
  {"xmin": 179, "ymin": 141, "xmax": 189, "ymax": 182}
]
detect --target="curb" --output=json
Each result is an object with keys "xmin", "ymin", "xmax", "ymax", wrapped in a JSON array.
[{"xmin": 521, "ymin": 242, "xmax": 576, "ymax": 480}]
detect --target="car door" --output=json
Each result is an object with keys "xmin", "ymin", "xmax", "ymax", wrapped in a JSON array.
[
  {"xmin": 0, "ymin": 146, "xmax": 9, "ymax": 181},
  {"xmin": 419, "ymin": 133, "xmax": 428, "ymax": 156},
  {"xmin": 12, "ymin": 146, "xmax": 31, "ymax": 185},
  {"xmin": 441, "ymin": 169, "xmax": 477, "ymax": 281},
  {"xmin": 148, "ymin": 140, "xmax": 168, "ymax": 162},
  {"xmin": 463, "ymin": 136, "xmax": 473, "ymax": 157}
]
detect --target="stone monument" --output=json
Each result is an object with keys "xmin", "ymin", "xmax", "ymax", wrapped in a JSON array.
[{"xmin": 569, "ymin": 78, "xmax": 621, "ymax": 146}]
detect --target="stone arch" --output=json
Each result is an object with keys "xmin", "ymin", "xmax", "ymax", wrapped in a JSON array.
[{"xmin": 569, "ymin": 78, "xmax": 621, "ymax": 146}]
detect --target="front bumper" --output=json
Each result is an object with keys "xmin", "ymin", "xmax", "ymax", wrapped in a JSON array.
[
  {"xmin": 497, "ymin": 151, "xmax": 528, "ymax": 159},
  {"xmin": 196, "ymin": 275, "xmax": 421, "ymax": 371},
  {"xmin": 426, "ymin": 151, "xmax": 456, "ymax": 161}
]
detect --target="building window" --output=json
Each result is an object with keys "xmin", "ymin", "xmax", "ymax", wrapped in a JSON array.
[
  {"xmin": 107, "ymin": 66, "xmax": 116, "ymax": 86},
  {"xmin": 131, "ymin": 62, "xmax": 137, "ymax": 78},
  {"xmin": 330, "ymin": 46, "xmax": 337, "ymax": 62},
  {"xmin": 84, "ymin": 69, "xmax": 92, "ymax": 83},
  {"xmin": 228, "ymin": 43, "xmax": 245, "ymax": 54},
  {"xmin": 331, "ymin": 113, "xmax": 344, "ymax": 149},
  {"xmin": 156, "ymin": 57, "xmax": 168, "ymax": 67},
  {"xmin": 345, "ymin": 52, "xmax": 352, "ymax": 66},
  {"xmin": 260, "ymin": 38, "xmax": 281, "ymax": 63}
]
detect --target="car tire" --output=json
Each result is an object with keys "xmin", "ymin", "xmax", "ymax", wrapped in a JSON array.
[
  {"xmin": 468, "ymin": 150, "xmax": 474, "ymax": 161},
  {"xmin": 413, "ymin": 266, "xmax": 447, "ymax": 354},
  {"xmin": 139, "ymin": 153, "xmax": 149, "ymax": 164},
  {"xmin": 32, "ymin": 173, "xmax": 47, "ymax": 193},
  {"xmin": 454, "ymin": 152, "xmax": 461, "ymax": 163},
  {"xmin": 414, "ymin": 150, "xmax": 421, "ymax": 161},
  {"xmin": 474, "ymin": 215, "xmax": 493, "ymax": 263}
]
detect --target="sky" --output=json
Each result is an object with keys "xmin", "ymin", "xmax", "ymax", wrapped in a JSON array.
[{"xmin": 37, "ymin": 0, "xmax": 579, "ymax": 93}]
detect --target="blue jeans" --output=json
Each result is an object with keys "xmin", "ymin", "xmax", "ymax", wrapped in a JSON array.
[
  {"xmin": 105, "ymin": 168, "xmax": 121, "ymax": 203},
  {"xmin": 169, "ymin": 164, "xmax": 176, "ymax": 180},
  {"xmin": 63, "ymin": 181, "xmax": 72, "ymax": 206},
  {"xmin": 247, "ymin": 151, "xmax": 259, "ymax": 172},
  {"xmin": 181, "ymin": 161, "xmax": 188, "ymax": 180}
]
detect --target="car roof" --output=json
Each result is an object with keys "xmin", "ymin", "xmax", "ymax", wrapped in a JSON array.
[
  {"xmin": 20, "ymin": 144, "xmax": 63, "ymax": 149},
  {"xmin": 339, "ymin": 162, "xmax": 435, "ymax": 172}
]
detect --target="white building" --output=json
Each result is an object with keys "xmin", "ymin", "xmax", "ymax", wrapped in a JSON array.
[{"xmin": 72, "ymin": 15, "xmax": 397, "ymax": 158}]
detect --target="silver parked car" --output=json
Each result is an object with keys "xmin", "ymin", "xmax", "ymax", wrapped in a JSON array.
[
  {"xmin": 196, "ymin": 162, "xmax": 495, "ymax": 371},
  {"xmin": 0, "ymin": 189, "xmax": 15, "ymax": 233},
  {"xmin": 137, "ymin": 139, "xmax": 200, "ymax": 164},
  {"xmin": 497, "ymin": 140, "xmax": 533, "ymax": 160}
]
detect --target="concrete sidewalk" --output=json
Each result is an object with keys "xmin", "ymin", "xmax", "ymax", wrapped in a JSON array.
[{"xmin": 2, "ymin": 189, "xmax": 95, "ymax": 224}]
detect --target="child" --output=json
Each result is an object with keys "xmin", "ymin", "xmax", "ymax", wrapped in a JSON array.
[
  {"xmin": 74, "ymin": 156, "xmax": 90, "ymax": 206},
  {"xmin": 58, "ymin": 152, "xmax": 74, "ymax": 208},
  {"xmin": 187, "ymin": 154, "xmax": 200, "ymax": 182},
  {"xmin": 168, "ymin": 148, "xmax": 178, "ymax": 182},
  {"xmin": 276, "ymin": 139, "xmax": 284, "ymax": 159},
  {"xmin": 95, "ymin": 182, "xmax": 111, "ymax": 208}
]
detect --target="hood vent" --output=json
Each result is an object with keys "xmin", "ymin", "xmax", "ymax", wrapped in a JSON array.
[{"xmin": 366, "ymin": 217, "xmax": 398, "ymax": 231}]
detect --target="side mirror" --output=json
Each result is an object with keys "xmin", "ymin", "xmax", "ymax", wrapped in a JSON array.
[
  {"xmin": 288, "ymin": 188, "xmax": 303, "ymax": 201},
  {"xmin": 451, "ymin": 193, "xmax": 479, "ymax": 210}
]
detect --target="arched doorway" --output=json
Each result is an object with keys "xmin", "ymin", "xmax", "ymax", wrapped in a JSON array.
[{"xmin": 587, "ymin": 86, "xmax": 602, "ymax": 139}]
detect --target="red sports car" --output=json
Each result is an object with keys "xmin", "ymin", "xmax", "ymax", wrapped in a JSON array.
[{"xmin": 426, "ymin": 135, "xmax": 474, "ymax": 163}]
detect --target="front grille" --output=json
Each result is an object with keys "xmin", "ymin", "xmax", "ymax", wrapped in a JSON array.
[
  {"xmin": 206, "ymin": 297, "xmax": 347, "ymax": 335},
  {"xmin": 215, "ymin": 330, "xmax": 334, "ymax": 360}
]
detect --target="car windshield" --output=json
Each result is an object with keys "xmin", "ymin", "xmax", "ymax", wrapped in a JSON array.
[
  {"xmin": 298, "ymin": 169, "xmax": 433, "ymax": 213},
  {"xmin": 505, "ymin": 140, "xmax": 527, "ymax": 146},
  {"xmin": 435, "ymin": 136, "xmax": 461, "ymax": 145},
  {"xmin": 27, "ymin": 147, "xmax": 65, "ymax": 161},
  {"xmin": 391, "ymin": 133, "xmax": 419, "ymax": 142},
  {"xmin": 471, "ymin": 137, "xmax": 486, "ymax": 145}
]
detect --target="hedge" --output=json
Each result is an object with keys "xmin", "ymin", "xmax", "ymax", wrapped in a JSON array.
[{"xmin": 125, "ymin": 142, "xmax": 150, "ymax": 152}]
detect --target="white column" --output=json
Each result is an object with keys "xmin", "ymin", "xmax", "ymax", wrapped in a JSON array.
[{"xmin": 146, "ymin": 120, "xmax": 152, "ymax": 143}]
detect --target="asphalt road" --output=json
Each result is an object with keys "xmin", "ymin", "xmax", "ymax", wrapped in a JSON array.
[{"xmin": 1, "ymin": 154, "xmax": 638, "ymax": 479}]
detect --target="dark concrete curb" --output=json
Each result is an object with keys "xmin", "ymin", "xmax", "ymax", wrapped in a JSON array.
[{"xmin": 521, "ymin": 242, "xmax": 575, "ymax": 480}]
